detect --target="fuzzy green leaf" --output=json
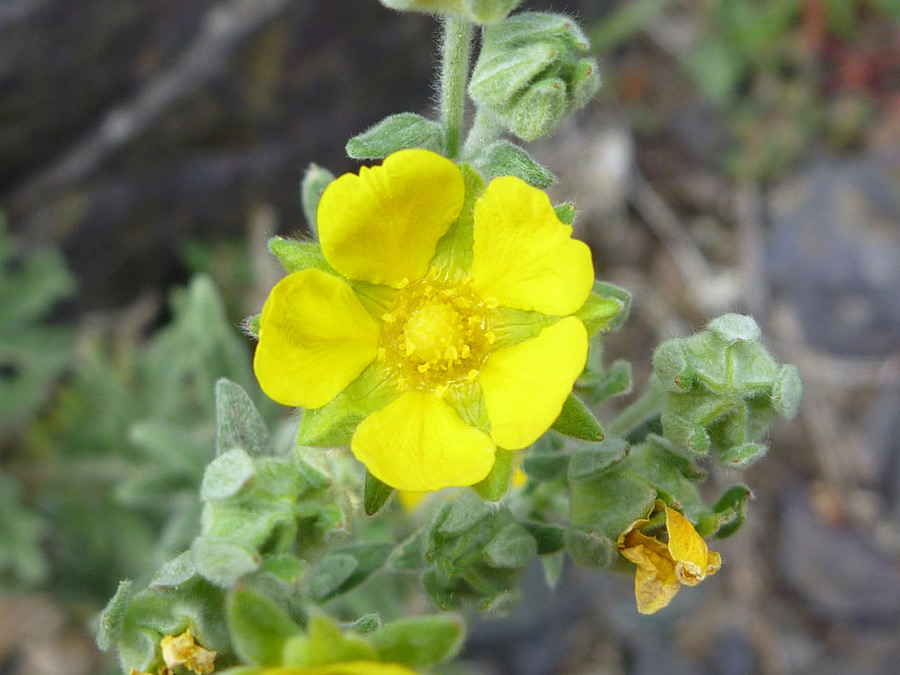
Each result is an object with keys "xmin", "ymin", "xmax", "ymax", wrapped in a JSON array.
[
  {"xmin": 552, "ymin": 393, "xmax": 604, "ymax": 441},
  {"xmin": 215, "ymin": 379, "xmax": 269, "ymax": 456},
  {"xmin": 471, "ymin": 140, "xmax": 556, "ymax": 188},
  {"xmin": 346, "ymin": 113, "xmax": 443, "ymax": 159},
  {"xmin": 228, "ymin": 587, "xmax": 301, "ymax": 666},
  {"xmin": 300, "ymin": 164, "xmax": 334, "ymax": 237},
  {"xmin": 370, "ymin": 616, "xmax": 465, "ymax": 669},
  {"xmin": 364, "ymin": 472, "xmax": 395, "ymax": 516}
]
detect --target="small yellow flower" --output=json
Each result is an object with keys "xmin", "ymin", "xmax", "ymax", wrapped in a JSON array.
[
  {"xmin": 160, "ymin": 628, "xmax": 216, "ymax": 675},
  {"xmin": 617, "ymin": 505, "xmax": 722, "ymax": 614},
  {"xmin": 254, "ymin": 149, "xmax": 594, "ymax": 491}
]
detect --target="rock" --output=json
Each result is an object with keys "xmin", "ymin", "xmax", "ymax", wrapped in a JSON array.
[
  {"xmin": 778, "ymin": 488, "xmax": 900, "ymax": 620},
  {"xmin": 768, "ymin": 153, "xmax": 900, "ymax": 356}
]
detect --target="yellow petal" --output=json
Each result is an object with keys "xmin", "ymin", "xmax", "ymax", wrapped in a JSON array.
[
  {"xmin": 160, "ymin": 629, "xmax": 216, "ymax": 674},
  {"xmin": 351, "ymin": 390, "xmax": 496, "ymax": 491},
  {"xmin": 471, "ymin": 176, "xmax": 594, "ymax": 314},
  {"xmin": 666, "ymin": 507, "xmax": 721, "ymax": 586},
  {"xmin": 479, "ymin": 317, "xmax": 588, "ymax": 449},
  {"xmin": 618, "ymin": 528, "xmax": 682, "ymax": 615},
  {"xmin": 317, "ymin": 149, "xmax": 465, "ymax": 287},
  {"xmin": 254, "ymin": 269, "xmax": 380, "ymax": 408}
]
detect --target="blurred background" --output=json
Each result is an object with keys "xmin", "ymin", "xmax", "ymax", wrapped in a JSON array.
[{"xmin": 2, "ymin": 0, "xmax": 900, "ymax": 673}]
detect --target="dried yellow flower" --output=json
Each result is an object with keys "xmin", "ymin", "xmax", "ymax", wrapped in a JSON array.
[
  {"xmin": 617, "ymin": 505, "xmax": 721, "ymax": 614},
  {"xmin": 160, "ymin": 628, "xmax": 217, "ymax": 675}
]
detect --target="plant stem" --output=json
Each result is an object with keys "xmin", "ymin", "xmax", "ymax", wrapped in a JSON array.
[
  {"xmin": 439, "ymin": 17, "xmax": 474, "ymax": 160},
  {"xmin": 462, "ymin": 108, "xmax": 503, "ymax": 159},
  {"xmin": 607, "ymin": 377, "xmax": 666, "ymax": 438}
]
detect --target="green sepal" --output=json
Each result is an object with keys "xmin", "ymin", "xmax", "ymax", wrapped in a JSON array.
[
  {"xmin": 469, "ymin": 42, "xmax": 558, "ymax": 107},
  {"xmin": 215, "ymin": 379, "xmax": 269, "ymax": 456},
  {"xmin": 473, "ymin": 448, "xmax": 516, "ymax": 501},
  {"xmin": 282, "ymin": 617, "xmax": 377, "ymax": 668},
  {"xmin": 486, "ymin": 12, "xmax": 589, "ymax": 51},
  {"xmin": 370, "ymin": 615, "xmax": 465, "ymax": 669},
  {"xmin": 521, "ymin": 521, "xmax": 566, "ymax": 555},
  {"xmin": 569, "ymin": 466, "xmax": 655, "ymax": 541},
  {"xmin": 570, "ymin": 57, "xmax": 602, "ymax": 110},
  {"xmin": 577, "ymin": 281, "xmax": 631, "ymax": 336},
  {"xmin": 242, "ymin": 314, "xmax": 260, "ymax": 339},
  {"xmin": 430, "ymin": 164, "xmax": 485, "ymax": 279},
  {"xmin": 567, "ymin": 436, "xmax": 628, "ymax": 483},
  {"xmin": 300, "ymin": 164, "xmax": 334, "ymax": 237},
  {"xmin": 771, "ymin": 364, "xmax": 802, "ymax": 420},
  {"xmin": 227, "ymin": 587, "xmax": 301, "ymax": 666},
  {"xmin": 552, "ymin": 393, "xmax": 604, "ymax": 441},
  {"xmin": 297, "ymin": 363, "xmax": 399, "ymax": 447},
  {"xmin": 502, "ymin": 76, "xmax": 568, "ymax": 142},
  {"xmin": 554, "ymin": 202, "xmax": 576, "ymax": 225},
  {"xmin": 708, "ymin": 484, "xmax": 753, "ymax": 538},
  {"xmin": 364, "ymin": 472, "xmax": 395, "ymax": 516},
  {"xmin": 490, "ymin": 307, "xmax": 558, "ymax": 349},
  {"xmin": 564, "ymin": 527, "xmax": 616, "ymax": 569},
  {"xmin": 268, "ymin": 237, "xmax": 335, "ymax": 274},
  {"xmin": 304, "ymin": 543, "xmax": 393, "ymax": 602},
  {"xmin": 346, "ymin": 112, "xmax": 444, "ymax": 159},
  {"xmin": 470, "ymin": 140, "xmax": 556, "ymax": 188}
]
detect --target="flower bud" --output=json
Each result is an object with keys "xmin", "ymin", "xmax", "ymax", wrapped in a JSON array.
[{"xmin": 469, "ymin": 12, "xmax": 602, "ymax": 142}]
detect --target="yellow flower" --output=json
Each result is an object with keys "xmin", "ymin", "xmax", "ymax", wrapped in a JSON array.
[
  {"xmin": 160, "ymin": 628, "xmax": 216, "ymax": 674},
  {"xmin": 254, "ymin": 149, "xmax": 594, "ymax": 491},
  {"xmin": 617, "ymin": 505, "xmax": 722, "ymax": 614}
]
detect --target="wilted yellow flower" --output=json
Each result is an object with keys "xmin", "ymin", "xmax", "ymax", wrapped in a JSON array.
[
  {"xmin": 617, "ymin": 505, "xmax": 722, "ymax": 614},
  {"xmin": 160, "ymin": 628, "xmax": 216, "ymax": 674},
  {"xmin": 254, "ymin": 149, "xmax": 594, "ymax": 492}
]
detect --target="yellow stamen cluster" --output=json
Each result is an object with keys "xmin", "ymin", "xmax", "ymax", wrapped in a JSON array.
[{"xmin": 379, "ymin": 277, "xmax": 493, "ymax": 393}]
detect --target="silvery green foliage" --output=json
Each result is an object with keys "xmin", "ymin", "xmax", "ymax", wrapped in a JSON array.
[
  {"xmin": 653, "ymin": 313, "xmax": 802, "ymax": 468},
  {"xmin": 469, "ymin": 12, "xmax": 601, "ymax": 141},
  {"xmin": 0, "ymin": 217, "xmax": 74, "ymax": 429}
]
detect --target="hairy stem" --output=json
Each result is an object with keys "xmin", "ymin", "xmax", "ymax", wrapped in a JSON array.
[
  {"xmin": 462, "ymin": 108, "xmax": 503, "ymax": 159},
  {"xmin": 439, "ymin": 17, "xmax": 474, "ymax": 159},
  {"xmin": 607, "ymin": 377, "xmax": 667, "ymax": 438}
]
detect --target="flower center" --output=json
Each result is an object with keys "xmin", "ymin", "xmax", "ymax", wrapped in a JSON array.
[{"xmin": 379, "ymin": 278, "xmax": 493, "ymax": 392}]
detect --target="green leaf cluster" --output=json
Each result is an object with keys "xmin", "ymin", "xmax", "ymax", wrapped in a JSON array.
[{"xmin": 654, "ymin": 313, "xmax": 802, "ymax": 469}]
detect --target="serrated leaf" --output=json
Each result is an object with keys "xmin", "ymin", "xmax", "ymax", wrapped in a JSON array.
[
  {"xmin": 346, "ymin": 113, "xmax": 444, "ymax": 159},
  {"xmin": 471, "ymin": 140, "xmax": 556, "ymax": 188}
]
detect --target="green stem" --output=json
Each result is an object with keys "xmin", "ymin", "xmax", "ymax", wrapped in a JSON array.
[
  {"xmin": 462, "ymin": 108, "xmax": 503, "ymax": 159},
  {"xmin": 607, "ymin": 377, "xmax": 667, "ymax": 438},
  {"xmin": 439, "ymin": 17, "xmax": 474, "ymax": 159}
]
